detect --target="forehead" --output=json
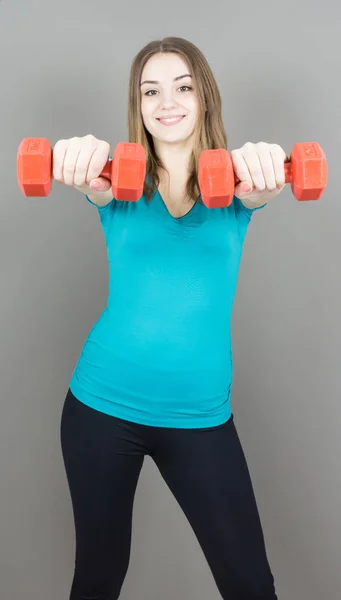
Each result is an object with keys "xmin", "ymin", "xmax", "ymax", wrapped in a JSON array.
[{"xmin": 140, "ymin": 52, "xmax": 191, "ymax": 83}]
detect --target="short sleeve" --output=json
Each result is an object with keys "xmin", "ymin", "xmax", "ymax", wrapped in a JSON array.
[
  {"xmin": 85, "ymin": 194, "xmax": 117, "ymax": 232},
  {"xmin": 85, "ymin": 193, "xmax": 115, "ymax": 211},
  {"xmin": 233, "ymin": 195, "xmax": 266, "ymax": 243}
]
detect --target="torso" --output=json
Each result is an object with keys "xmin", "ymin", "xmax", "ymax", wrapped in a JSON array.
[{"xmin": 69, "ymin": 189, "xmax": 257, "ymax": 429}]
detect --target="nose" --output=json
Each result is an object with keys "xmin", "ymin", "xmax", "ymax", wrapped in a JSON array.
[{"xmin": 159, "ymin": 89, "xmax": 177, "ymax": 110}]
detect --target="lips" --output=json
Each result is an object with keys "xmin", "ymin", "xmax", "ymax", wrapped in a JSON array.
[{"xmin": 156, "ymin": 115, "xmax": 186, "ymax": 126}]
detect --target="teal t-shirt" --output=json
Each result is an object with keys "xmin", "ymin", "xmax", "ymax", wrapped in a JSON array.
[{"xmin": 69, "ymin": 188, "xmax": 261, "ymax": 428}]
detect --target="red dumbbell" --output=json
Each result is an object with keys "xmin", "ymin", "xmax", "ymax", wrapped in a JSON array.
[
  {"xmin": 17, "ymin": 138, "xmax": 146, "ymax": 201},
  {"xmin": 198, "ymin": 142, "xmax": 328, "ymax": 208}
]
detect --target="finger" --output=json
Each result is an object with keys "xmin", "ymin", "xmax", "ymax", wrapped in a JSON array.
[
  {"xmin": 73, "ymin": 143, "xmax": 96, "ymax": 188},
  {"xmin": 255, "ymin": 142, "xmax": 276, "ymax": 191},
  {"xmin": 85, "ymin": 141, "xmax": 111, "ymax": 185},
  {"xmin": 269, "ymin": 144, "xmax": 286, "ymax": 189},
  {"xmin": 52, "ymin": 139, "xmax": 68, "ymax": 183},
  {"xmin": 63, "ymin": 138, "xmax": 82, "ymax": 186},
  {"xmin": 241, "ymin": 143, "xmax": 266, "ymax": 191},
  {"xmin": 74, "ymin": 139, "xmax": 110, "ymax": 187},
  {"xmin": 230, "ymin": 149, "xmax": 254, "ymax": 193},
  {"xmin": 88, "ymin": 177, "xmax": 112, "ymax": 192}
]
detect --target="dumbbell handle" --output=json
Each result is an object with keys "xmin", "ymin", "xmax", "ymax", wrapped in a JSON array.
[
  {"xmin": 96, "ymin": 156, "xmax": 294, "ymax": 185},
  {"xmin": 233, "ymin": 161, "xmax": 292, "ymax": 185},
  {"xmin": 283, "ymin": 163, "xmax": 292, "ymax": 183},
  {"xmin": 96, "ymin": 156, "xmax": 293, "ymax": 182},
  {"xmin": 99, "ymin": 161, "xmax": 112, "ymax": 180},
  {"xmin": 283, "ymin": 162, "xmax": 293, "ymax": 183}
]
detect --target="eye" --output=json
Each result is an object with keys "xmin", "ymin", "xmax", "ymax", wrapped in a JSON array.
[{"xmin": 143, "ymin": 85, "xmax": 193, "ymax": 96}]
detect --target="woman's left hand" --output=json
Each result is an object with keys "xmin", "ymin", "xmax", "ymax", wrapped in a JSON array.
[{"xmin": 231, "ymin": 142, "xmax": 287, "ymax": 208}]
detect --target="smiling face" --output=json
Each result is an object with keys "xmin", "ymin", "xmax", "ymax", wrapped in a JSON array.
[{"xmin": 140, "ymin": 52, "xmax": 200, "ymax": 148}]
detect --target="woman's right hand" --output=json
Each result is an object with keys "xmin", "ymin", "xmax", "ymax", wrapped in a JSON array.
[{"xmin": 53, "ymin": 134, "xmax": 114, "ymax": 206}]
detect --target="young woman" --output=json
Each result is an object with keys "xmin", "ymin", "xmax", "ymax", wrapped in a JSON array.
[{"xmin": 58, "ymin": 37, "xmax": 286, "ymax": 599}]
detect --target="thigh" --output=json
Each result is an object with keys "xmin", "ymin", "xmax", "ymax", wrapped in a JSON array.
[
  {"xmin": 60, "ymin": 389, "xmax": 146, "ymax": 598},
  {"xmin": 153, "ymin": 416, "xmax": 277, "ymax": 600}
]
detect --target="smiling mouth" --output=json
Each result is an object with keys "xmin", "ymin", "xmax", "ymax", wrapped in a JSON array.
[{"xmin": 156, "ymin": 115, "xmax": 186, "ymax": 126}]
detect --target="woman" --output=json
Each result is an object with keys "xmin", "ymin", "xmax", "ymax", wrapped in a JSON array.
[{"xmin": 58, "ymin": 37, "xmax": 286, "ymax": 599}]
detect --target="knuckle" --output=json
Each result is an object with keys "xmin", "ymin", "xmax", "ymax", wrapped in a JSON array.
[
  {"xmin": 84, "ymin": 134, "xmax": 102, "ymax": 148},
  {"xmin": 53, "ymin": 138, "xmax": 66, "ymax": 150},
  {"xmin": 271, "ymin": 143, "xmax": 286, "ymax": 160},
  {"xmin": 67, "ymin": 136, "xmax": 81, "ymax": 148},
  {"xmin": 244, "ymin": 141, "xmax": 255, "ymax": 151},
  {"xmin": 100, "ymin": 140, "xmax": 110, "ymax": 153},
  {"xmin": 83, "ymin": 134, "xmax": 97, "ymax": 147},
  {"xmin": 53, "ymin": 139, "xmax": 67, "ymax": 160},
  {"xmin": 230, "ymin": 150, "xmax": 238, "ymax": 162},
  {"xmin": 230, "ymin": 148, "xmax": 241, "ymax": 161}
]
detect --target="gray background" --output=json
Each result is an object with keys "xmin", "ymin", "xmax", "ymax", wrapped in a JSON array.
[{"xmin": 0, "ymin": 1, "xmax": 340, "ymax": 598}]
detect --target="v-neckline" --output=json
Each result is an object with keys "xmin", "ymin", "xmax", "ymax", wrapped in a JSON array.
[{"xmin": 156, "ymin": 189, "xmax": 200, "ymax": 222}]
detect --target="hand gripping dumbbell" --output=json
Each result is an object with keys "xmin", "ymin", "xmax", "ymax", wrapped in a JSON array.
[
  {"xmin": 198, "ymin": 142, "xmax": 328, "ymax": 208},
  {"xmin": 17, "ymin": 138, "xmax": 327, "ymax": 207},
  {"xmin": 17, "ymin": 138, "xmax": 147, "ymax": 200}
]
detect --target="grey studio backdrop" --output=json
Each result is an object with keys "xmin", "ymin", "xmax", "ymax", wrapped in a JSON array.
[{"xmin": 0, "ymin": 1, "xmax": 340, "ymax": 599}]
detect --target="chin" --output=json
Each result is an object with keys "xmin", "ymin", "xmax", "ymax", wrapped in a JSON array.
[
  {"xmin": 159, "ymin": 134, "xmax": 191, "ymax": 144},
  {"xmin": 152, "ymin": 128, "xmax": 196, "ymax": 146}
]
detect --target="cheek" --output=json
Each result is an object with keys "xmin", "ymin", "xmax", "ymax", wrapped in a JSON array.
[
  {"xmin": 141, "ymin": 100, "xmax": 158, "ymax": 125},
  {"xmin": 184, "ymin": 95, "xmax": 199, "ymax": 117}
]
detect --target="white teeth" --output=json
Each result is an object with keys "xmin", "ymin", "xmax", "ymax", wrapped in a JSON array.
[{"xmin": 159, "ymin": 117, "xmax": 183, "ymax": 123}]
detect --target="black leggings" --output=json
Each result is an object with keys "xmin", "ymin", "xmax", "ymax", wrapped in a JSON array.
[{"xmin": 60, "ymin": 389, "xmax": 278, "ymax": 600}]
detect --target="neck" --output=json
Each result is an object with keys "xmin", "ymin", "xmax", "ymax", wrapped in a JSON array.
[{"xmin": 154, "ymin": 138, "xmax": 194, "ymax": 181}]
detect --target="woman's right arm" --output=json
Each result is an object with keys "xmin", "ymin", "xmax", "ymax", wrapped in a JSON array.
[{"xmin": 53, "ymin": 134, "xmax": 114, "ymax": 207}]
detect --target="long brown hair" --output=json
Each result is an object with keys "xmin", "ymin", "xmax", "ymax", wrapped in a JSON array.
[{"xmin": 128, "ymin": 37, "xmax": 227, "ymax": 202}]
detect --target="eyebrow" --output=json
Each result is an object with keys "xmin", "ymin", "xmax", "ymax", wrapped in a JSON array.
[{"xmin": 140, "ymin": 74, "xmax": 192, "ymax": 86}]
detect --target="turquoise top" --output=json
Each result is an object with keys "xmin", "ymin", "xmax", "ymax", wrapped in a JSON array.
[{"xmin": 69, "ymin": 189, "xmax": 262, "ymax": 428}]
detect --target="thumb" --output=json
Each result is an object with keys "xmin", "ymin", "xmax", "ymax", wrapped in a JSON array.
[
  {"xmin": 234, "ymin": 181, "xmax": 253, "ymax": 197},
  {"xmin": 88, "ymin": 176, "xmax": 112, "ymax": 193}
]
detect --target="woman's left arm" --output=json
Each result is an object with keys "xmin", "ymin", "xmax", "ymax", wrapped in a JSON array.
[{"xmin": 230, "ymin": 141, "xmax": 287, "ymax": 209}]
